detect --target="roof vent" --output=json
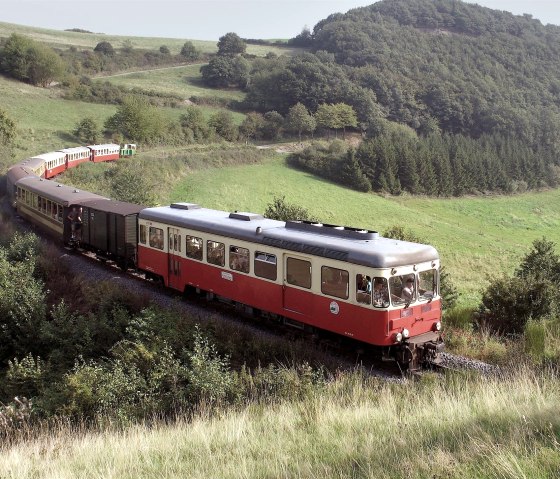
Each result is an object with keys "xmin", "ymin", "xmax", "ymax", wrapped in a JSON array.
[
  {"xmin": 229, "ymin": 212, "xmax": 264, "ymax": 221},
  {"xmin": 286, "ymin": 220, "xmax": 379, "ymax": 240},
  {"xmin": 170, "ymin": 203, "xmax": 201, "ymax": 210},
  {"xmin": 74, "ymin": 189, "xmax": 80, "ymax": 193}
]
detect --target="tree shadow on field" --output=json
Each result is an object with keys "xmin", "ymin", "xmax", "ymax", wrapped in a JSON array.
[{"xmin": 56, "ymin": 131, "xmax": 79, "ymax": 144}]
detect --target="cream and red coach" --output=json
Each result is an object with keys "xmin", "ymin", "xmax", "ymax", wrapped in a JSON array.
[{"xmin": 137, "ymin": 203, "xmax": 444, "ymax": 368}]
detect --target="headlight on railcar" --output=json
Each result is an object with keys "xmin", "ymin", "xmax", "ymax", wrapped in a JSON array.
[
  {"xmin": 433, "ymin": 321, "xmax": 442, "ymax": 332},
  {"xmin": 394, "ymin": 332, "xmax": 403, "ymax": 343},
  {"xmin": 402, "ymin": 328, "xmax": 410, "ymax": 339}
]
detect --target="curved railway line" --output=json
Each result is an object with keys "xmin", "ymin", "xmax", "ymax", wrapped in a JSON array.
[{"xmin": 3, "ymin": 143, "xmax": 497, "ymax": 378}]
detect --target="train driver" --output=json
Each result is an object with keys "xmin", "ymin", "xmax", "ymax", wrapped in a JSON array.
[{"xmin": 402, "ymin": 276, "xmax": 415, "ymax": 302}]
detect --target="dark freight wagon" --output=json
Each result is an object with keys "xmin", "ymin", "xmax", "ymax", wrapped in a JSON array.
[{"xmin": 79, "ymin": 199, "xmax": 144, "ymax": 270}]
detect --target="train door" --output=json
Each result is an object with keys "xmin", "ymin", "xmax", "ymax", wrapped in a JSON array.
[
  {"xmin": 283, "ymin": 254, "xmax": 313, "ymax": 316},
  {"xmin": 168, "ymin": 227, "xmax": 182, "ymax": 291}
]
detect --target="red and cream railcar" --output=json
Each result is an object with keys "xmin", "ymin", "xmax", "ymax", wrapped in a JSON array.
[
  {"xmin": 138, "ymin": 203, "xmax": 443, "ymax": 368},
  {"xmin": 59, "ymin": 146, "xmax": 91, "ymax": 168},
  {"xmin": 33, "ymin": 151, "xmax": 67, "ymax": 179},
  {"xmin": 88, "ymin": 144, "xmax": 121, "ymax": 163}
]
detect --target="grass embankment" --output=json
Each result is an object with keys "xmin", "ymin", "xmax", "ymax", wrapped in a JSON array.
[{"xmin": 2, "ymin": 368, "xmax": 559, "ymax": 478}]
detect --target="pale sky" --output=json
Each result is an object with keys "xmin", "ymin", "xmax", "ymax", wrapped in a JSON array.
[{"xmin": 1, "ymin": 1, "xmax": 559, "ymax": 41}]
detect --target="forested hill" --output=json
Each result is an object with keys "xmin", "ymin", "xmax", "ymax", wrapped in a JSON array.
[
  {"xmin": 310, "ymin": 0, "xmax": 560, "ymax": 145},
  {"xmin": 272, "ymin": 0, "xmax": 560, "ymax": 195}
]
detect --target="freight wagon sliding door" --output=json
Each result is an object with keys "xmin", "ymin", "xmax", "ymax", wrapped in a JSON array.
[
  {"xmin": 283, "ymin": 254, "xmax": 313, "ymax": 316},
  {"xmin": 168, "ymin": 227, "xmax": 182, "ymax": 291}
]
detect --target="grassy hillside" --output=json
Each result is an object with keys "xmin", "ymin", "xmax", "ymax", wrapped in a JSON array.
[
  {"xmin": 0, "ymin": 21, "xmax": 296, "ymax": 56},
  {"xmin": 169, "ymin": 155, "xmax": 560, "ymax": 305},
  {"xmin": 101, "ymin": 64, "xmax": 246, "ymax": 104},
  {"xmin": 0, "ymin": 75, "xmax": 118, "ymax": 155}
]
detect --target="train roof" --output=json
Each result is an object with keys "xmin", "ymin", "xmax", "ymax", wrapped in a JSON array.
[
  {"xmin": 79, "ymin": 198, "xmax": 145, "ymax": 216},
  {"xmin": 16, "ymin": 176, "xmax": 107, "ymax": 205},
  {"xmin": 58, "ymin": 146, "xmax": 90, "ymax": 154},
  {"xmin": 7, "ymin": 164, "xmax": 39, "ymax": 185},
  {"xmin": 139, "ymin": 203, "xmax": 439, "ymax": 268},
  {"xmin": 31, "ymin": 151, "xmax": 65, "ymax": 161},
  {"xmin": 87, "ymin": 143, "xmax": 120, "ymax": 151},
  {"xmin": 19, "ymin": 157, "xmax": 46, "ymax": 170}
]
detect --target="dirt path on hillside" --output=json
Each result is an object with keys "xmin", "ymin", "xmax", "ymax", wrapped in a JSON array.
[{"xmin": 95, "ymin": 63, "xmax": 206, "ymax": 79}]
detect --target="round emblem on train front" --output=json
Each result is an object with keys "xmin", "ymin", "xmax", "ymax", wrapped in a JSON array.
[{"xmin": 329, "ymin": 301, "xmax": 339, "ymax": 315}]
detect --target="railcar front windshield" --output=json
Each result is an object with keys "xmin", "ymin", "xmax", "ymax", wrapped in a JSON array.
[{"xmin": 389, "ymin": 269, "xmax": 438, "ymax": 307}]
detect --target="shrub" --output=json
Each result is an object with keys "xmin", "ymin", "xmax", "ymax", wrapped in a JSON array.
[
  {"xmin": 264, "ymin": 196, "xmax": 317, "ymax": 222},
  {"xmin": 186, "ymin": 327, "xmax": 232, "ymax": 404},
  {"xmin": 94, "ymin": 41, "xmax": 114, "ymax": 56},
  {"xmin": 73, "ymin": 117, "xmax": 100, "ymax": 143},
  {"xmin": 479, "ymin": 275, "xmax": 557, "ymax": 334},
  {"xmin": 480, "ymin": 238, "xmax": 560, "ymax": 334},
  {"xmin": 3, "ymin": 354, "xmax": 45, "ymax": 400}
]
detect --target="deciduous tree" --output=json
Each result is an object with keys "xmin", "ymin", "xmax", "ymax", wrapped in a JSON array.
[
  {"xmin": 73, "ymin": 117, "xmax": 100, "ymax": 144},
  {"xmin": 286, "ymin": 103, "xmax": 316, "ymax": 141},
  {"xmin": 209, "ymin": 110, "xmax": 238, "ymax": 141},
  {"xmin": 180, "ymin": 41, "xmax": 200, "ymax": 61},
  {"xmin": 104, "ymin": 96, "xmax": 167, "ymax": 143},
  {"xmin": 217, "ymin": 32, "xmax": 246, "ymax": 57}
]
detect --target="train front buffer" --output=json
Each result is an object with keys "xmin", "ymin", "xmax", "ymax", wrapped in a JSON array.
[{"xmin": 387, "ymin": 302, "xmax": 444, "ymax": 371}]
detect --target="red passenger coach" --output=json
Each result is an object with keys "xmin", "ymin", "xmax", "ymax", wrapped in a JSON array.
[
  {"xmin": 59, "ymin": 146, "xmax": 92, "ymax": 169},
  {"xmin": 33, "ymin": 152, "xmax": 67, "ymax": 179},
  {"xmin": 138, "ymin": 203, "xmax": 444, "ymax": 369},
  {"xmin": 88, "ymin": 144, "xmax": 121, "ymax": 163}
]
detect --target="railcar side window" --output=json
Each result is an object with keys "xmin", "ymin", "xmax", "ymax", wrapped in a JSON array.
[
  {"xmin": 418, "ymin": 269, "xmax": 437, "ymax": 301},
  {"xmin": 186, "ymin": 236, "xmax": 203, "ymax": 260},
  {"xmin": 255, "ymin": 252, "xmax": 277, "ymax": 280},
  {"xmin": 230, "ymin": 246, "xmax": 249, "ymax": 273},
  {"xmin": 389, "ymin": 274, "xmax": 416, "ymax": 307},
  {"xmin": 321, "ymin": 266, "xmax": 349, "ymax": 299},
  {"xmin": 207, "ymin": 240, "xmax": 225, "ymax": 267},
  {"xmin": 139, "ymin": 225, "xmax": 146, "ymax": 244},
  {"xmin": 287, "ymin": 257, "xmax": 311, "ymax": 289},
  {"xmin": 149, "ymin": 227, "xmax": 164, "ymax": 250},
  {"xmin": 356, "ymin": 274, "xmax": 371, "ymax": 304}
]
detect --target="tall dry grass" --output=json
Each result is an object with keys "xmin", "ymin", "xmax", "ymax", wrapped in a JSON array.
[{"xmin": 2, "ymin": 367, "xmax": 559, "ymax": 479}]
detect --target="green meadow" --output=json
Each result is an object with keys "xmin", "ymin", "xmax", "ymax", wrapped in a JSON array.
[
  {"xmin": 0, "ymin": 76, "xmax": 118, "ymax": 155},
  {"xmin": 169, "ymin": 155, "xmax": 560, "ymax": 305},
  {"xmin": 102, "ymin": 64, "xmax": 246, "ymax": 104}
]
